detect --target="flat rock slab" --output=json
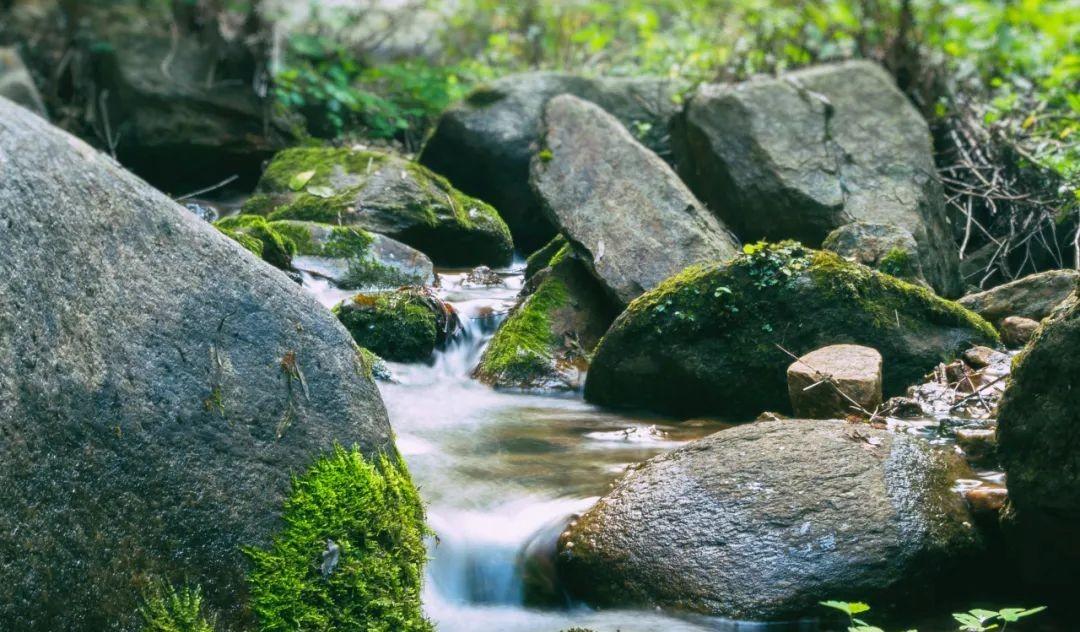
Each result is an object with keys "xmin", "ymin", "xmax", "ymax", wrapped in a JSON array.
[
  {"xmin": 531, "ymin": 94, "xmax": 739, "ymax": 305},
  {"xmin": 787, "ymin": 344, "xmax": 883, "ymax": 418},
  {"xmin": 959, "ymin": 269, "xmax": 1079, "ymax": 326},
  {"xmin": 0, "ymin": 96, "xmax": 392, "ymax": 630},
  {"xmin": 673, "ymin": 60, "xmax": 961, "ymax": 297},
  {"xmin": 557, "ymin": 419, "xmax": 981, "ymax": 620}
]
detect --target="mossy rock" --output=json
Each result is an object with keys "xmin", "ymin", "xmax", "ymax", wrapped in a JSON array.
[
  {"xmin": 213, "ymin": 214, "xmax": 296, "ymax": 269},
  {"xmin": 334, "ymin": 288, "xmax": 453, "ymax": 362},
  {"xmin": 245, "ymin": 446, "xmax": 431, "ymax": 631},
  {"xmin": 584, "ymin": 242, "xmax": 997, "ymax": 418},
  {"xmin": 270, "ymin": 220, "xmax": 435, "ymax": 290},
  {"xmin": 244, "ymin": 147, "xmax": 513, "ymax": 266},
  {"xmin": 996, "ymin": 291, "xmax": 1080, "ymax": 591},
  {"xmin": 474, "ymin": 245, "xmax": 619, "ymax": 391},
  {"xmin": 524, "ymin": 234, "xmax": 567, "ymax": 280}
]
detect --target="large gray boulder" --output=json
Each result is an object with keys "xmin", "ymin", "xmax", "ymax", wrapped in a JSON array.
[
  {"xmin": 673, "ymin": 60, "xmax": 962, "ymax": 297},
  {"xmin": 0, "ymin": 97, "xmax": 393, "ymax": 630},
  {"xmin": 958, "ymin": 269, "xmax": 1078, "ymax": 326},
  {"xmin": 531, "ymin": 94, "xmax": 739, "ymax": 305},
  {"xmin": 997, "ymin": 292, "xmax": 1080, "ymax": 591},
  {"xmin": 557, "ymin": 420, "xmax": 981, "ymax": 620},
  {"xmin": 419, "ymin": 72, "xmax": 686, "ymax": 251}
]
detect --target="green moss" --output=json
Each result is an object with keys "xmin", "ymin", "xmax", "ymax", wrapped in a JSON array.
[
  {"xmin": 538, "ymin": 148, "xmax": 554, "ymax": 162},
  {"xmin": 213, "ymin": 215, "xmax": 296, "ymax": 269},
  {"xmin": 259, "ymin": 147, "xmax": 390, "ymax": 192},
  {"xmin": 241, "ymin": 193, "xmax": 277, "ymax": 216},
  {"xmin": 475, "ymin": 273, "xmax": 569, "ymax": 385},
  {"xmin": 266, "ymin": 191, "xmax": 355, "ymax": 224},
  {"xmin": 525, "ymin": 234, "xmax": 568, "ymax": 280},
  {"xmin": 586, "ymin": 241, "xmax": 998, "ymax": 418},
  {"xmin": 334, "ymin": 289, "xmax": 439, "ymax": 362},
  {"xmin": 878, "ymin": 247, "xmax": 917, "ymax": 279},
  {"xmin": 137, "ymin": 583, "xmax": 216, "ymax": 632},
  {"xmin": 245, "ymin": 446, "xmax": 431, "ymax": 632},
  {"xmin": 216, "ymin": 226, "xmax": 264, "ymax": 258}
]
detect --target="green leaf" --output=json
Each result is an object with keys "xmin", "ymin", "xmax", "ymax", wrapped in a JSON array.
[
  {"xmin": 289, "ymin": 170, "xmax": 316, "ymax": 191},
  {"xmin": 306, "ymin": 185, "xmax": 335, "ymax": 199},
  {"xmin": 820, "ymin": 601, "xmax": 870, "ymax": 616}
]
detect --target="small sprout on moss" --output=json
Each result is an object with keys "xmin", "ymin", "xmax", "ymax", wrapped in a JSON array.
[
  {"xmin": 138, "ymin": 582, "xmax": 217, "ymax": 632},
  {"xmin": 538, "ymin": 148, "xmax": 554, "ymax": 163}
]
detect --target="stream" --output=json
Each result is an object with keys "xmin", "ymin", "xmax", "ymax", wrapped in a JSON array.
[{"xmin": 300, "ymin": 260, "xmax": 806, "ymax": 631}]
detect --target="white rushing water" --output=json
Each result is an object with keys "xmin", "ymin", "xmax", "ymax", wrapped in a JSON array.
[{"xmin": 303, "ymin": 263, "xmax": 806, "ymax": 632}]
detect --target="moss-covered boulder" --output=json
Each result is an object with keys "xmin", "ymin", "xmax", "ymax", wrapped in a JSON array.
[
  {"xmin": 524, "ymin": 234, "xmax": 567, "ymax": 281},
  {"xmin": 335, "ymin": 288, "xmax": 457, "ymax": 362},
  {"xmin": 271, "ymin": 220, "xmax": 435, "ymax": 289},
  {"xmin": 213, "ymin": 214, "xmax": 296, "ymax": 269},
  {"xmin": 474, "ymin": 245, "xmax": 620, "ymax": 391},
  {"xmin": 585, "ymin": 242, "xmax": 997, "ymax": 418},
  {"xmin": 557, "ymin": 420, "xmax": 982, "ymax": 620},
  {"xmin": 996, "ymin": 291, "xmax": 1080, "ymax": 592},
  {"xmin": 244, "ymin": 147, "xmax": 513, "ymax": 266}
]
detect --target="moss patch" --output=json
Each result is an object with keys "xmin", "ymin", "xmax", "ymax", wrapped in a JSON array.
[
  {"xmin": 213, "ymin": 215, "xmax": 296, "ymax": 269},
  {"xmin": 334, "ymin": 289, "xmax": 439, "ymax": 362},
  {"xmin": 878, "ymin": 247, "xmax": 918, "ymax": 280},
  {"xmin": 137, "ymin": 583, "xmax": 216, "ymax": 632},
  {"xmin": 525, "ymin": 235, "xmax": 568, "ymax": 280},
  {"xmin": 245, "ymin": 446, "xmax": 431, "ymax": 632},
  {"xmin": 247, "ymin": 147, "xmax": 513, "ymax": 266},
  {"xmin": 586, "ymin": 241, "xmax": 997, "ymax": 418}
]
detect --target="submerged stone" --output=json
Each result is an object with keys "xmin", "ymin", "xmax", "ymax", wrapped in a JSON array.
[
  {"xmin": 245, "ymin": 147, "xmax": 513, "ymax": 266},
  {"xmin": 557, "ymin": 420, "xmax": 981, "ymax": 620},
  {"xmin": 585, "ymin": 242, "xmax": 996, "ymax": 418}
]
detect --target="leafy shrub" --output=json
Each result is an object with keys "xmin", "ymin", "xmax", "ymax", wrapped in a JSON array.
[
  {"xmin": 138, "ymin": 583, "xmax": 217, "ymax": 632},
  {"xmin": 245, "ymin": 446, "xmax": 431, "ymax": 632}
]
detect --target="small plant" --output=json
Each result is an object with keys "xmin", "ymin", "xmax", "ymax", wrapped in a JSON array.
[
  {"xmin": 138, "ymin": 582, "xmax": 217, "ymax": 632},
  {"xmin": 820, "ymin": 601, "xmax": 1046, "ymax": 632}
]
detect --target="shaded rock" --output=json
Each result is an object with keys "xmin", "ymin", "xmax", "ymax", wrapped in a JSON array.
[
  {"xmin": 213, "ymin": 214, "xmax": 296, "ymax": 269},
  {"xmin": 673, "ymin": 60, "xmax": 962, "ymax": 297},
  {"xmin": 0, "ymin": 47, "xmax": 46, "ymax": 117},
  {"xmin": 0, "ymin": 96, "xmax": 393, "ymax": 630},
  {"xmin": 474, "ymin": 244, "xmax": 619, "ymax": 391},
  {"xmin": 787, "ymin": 344, "xmax": 883, "ymax": 418},
  {"xmin": 531, "ymin": 94, "xmax": 739, "ymax": 305},
  {"xmin": 955, "ymin": 428, "xmax": 997, "ymax": 464},
  {"xmin": 335, "ymin": 287, "xmax": 458, "ymax": 362},
  {"xmin": 464, "ymin": 265, "xmax": 503, "ymax": 287},
  {"xmin": 419, "ymin": 72, "xmax": 686, "ymax": 251},
  {"xmin": 962, "ymin": 345, "xmax": 1005, "ymax": 369},
  {"xmin": 271, "ymin": 220, "xmax": 435, "ymax": 289},
  {"xmin": 964, "ymin": 485, "xmax": 1008, "ymax": 517},
  {"xmin": 822, "ymin": 222, "xmax": 926, "ymax": 286},
  {"xmin": 958, "ymin": 269, "xmax": 1079, "ymax": 326},
  {"xmin": 6, "ymin": 2, "xmax": 295, "ymax": 191},
  {"xmin": 557, "ymin": 420, "xmax": 981, "ymax": 620},
  {"xmin": 585, "ymin": 242, "xmax": 996, "ymax": 418},
  {"xmin": 997, "ymin": 295, "xmax": 1080, "ymax": 591},
  {"xmin": 245, "ymin": 147, "xmax": 513, "ymax": 266},
  {"xmin": 882, "ymin": 396, "xmax": 926, "ymax": 419},
  {"xmin": 1000, "ymin": 316, "xmax": 1039, "ymax": 348},
  {"xmin": 525, "ymin": 234, "xmax": 567, "ymax": 280}
]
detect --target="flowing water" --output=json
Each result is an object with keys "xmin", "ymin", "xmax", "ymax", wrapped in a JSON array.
[{"xmin": 300, "ymin": 261, "xmax": 812, "ymax": 631}]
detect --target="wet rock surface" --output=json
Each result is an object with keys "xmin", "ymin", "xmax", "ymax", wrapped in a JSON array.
[
  {"xmin": 0, "ymin": 97, "xmax": 392, "ymax": 630},
  {"xmin": 787, "ymin": 344, "xmax": 883, "ymax": 418},
  {"xmin": 557, "ymin": 419, "xmax": 982, "ymax": 620},
  {"xmin": 531, "ymin": 94, "xmax": 739, "ymax": 306},
  {"xmin": 419, "ymin": 72, "xmax": 686, "ymax": 251},
  {"xmin": 672, "ymin": 60, "xmax": 962, "ymax": 297}
]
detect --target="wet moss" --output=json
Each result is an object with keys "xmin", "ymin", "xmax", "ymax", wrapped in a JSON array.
[
  {"xmin": 213, "ymin": 215, "xmax": 296, "ymax": 269},
  {"xmin": 216, "ymin": 226, "xmax": 264, "ymax": 258},
  {"xmin": 245, "ymin": 446, "xmax": 431, "ymax": 632},
  {"xmin": 878, "ymin": 247, "xmax": 918, "ymax": 280},
  {"xmin": 334, "ymin": 289, "xmax": 439, "ymax": 362},
  {"xmin": 474, "ymin": 271, "xmax": 570, "ymax": 386},
  {"xmin": 586, "ymin": 241, "xmax": 997, "ymax": 418},
  {"xmin": 525, "ymin": 235, "xmax": 568, "ymax": 280}
]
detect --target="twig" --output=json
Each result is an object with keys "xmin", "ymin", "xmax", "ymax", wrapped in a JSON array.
[{"xmin": 175, "ymin": 175, "xmax": 240, "ymax": 202}]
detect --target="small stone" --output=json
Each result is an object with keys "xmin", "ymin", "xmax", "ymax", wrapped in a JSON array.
[
  {"xmin": 955, "ymin": 428, "xmax": 997, "ymax": 464},
  {"xmin": 464, "ymin": 265, "xmax": 504, "ymax": 287},
  {"xmin": 963, "ymin": 485, "xmax": 1008, "ymax": 516},
  {"xmin": 787, "ymin": 344, "xmax": 883, "ymax": 418},
  {"xmin": 962, "ymin": 345, "xmax": 1004, "ymax": 369},
  {"xmin": 1000, "ymin": 315, "xmax": 1040, "ymax": 348},
  {"xmin": 882, "ymin": 396, "xmax": 925, "ymax": 419},
  {"xmin": 944, "ymin": 360, "xmax": 977, "ymax": 393}
]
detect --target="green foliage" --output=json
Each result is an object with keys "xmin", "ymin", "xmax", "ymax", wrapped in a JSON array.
[
  {"xmin": 138, "ymin": 583, "xmax": 217, "ymax": 632},
  {"xmin": 820, "ymin": 601, "xmax": 1046, "ymax": 632},
  {"xmin": 245, "ymin": 446, "xmax": 431, "ymax": 632},
  {"xmin": 878, "ymin": 248, "xmax": 918, "ymax": 280}
]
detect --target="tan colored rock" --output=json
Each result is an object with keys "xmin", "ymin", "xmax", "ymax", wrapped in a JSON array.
[
  {"xmin": 962, "ymin": 345, "xmax": 1005, "ymax": 369},
  {"xmin": 787, "ymin": 344, "xmax": 883, "ymax": 418},
  {"xmin": 1001, "ymin": 315, "xmax": 1040, "ymax": 348},
  {"xmin": 959, "ymin": 269, "xmax": 1078, "ymax": 325},
  {"xmin": 964, "ymin": 485, "xmax": 1008, "ymax": 516}
]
